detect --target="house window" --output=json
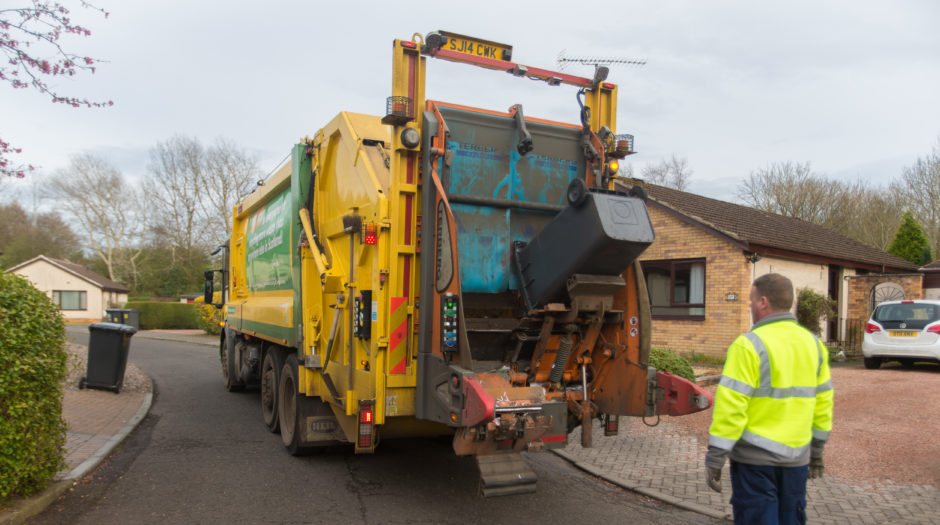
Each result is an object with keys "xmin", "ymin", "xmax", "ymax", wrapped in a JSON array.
[
  {"xmin": 53, "ymin": 290, "xmax": 87, "ymax": 311},
  {"xmin": 641, "ymin": 259, "xmax": 706, "ymax": 319}
]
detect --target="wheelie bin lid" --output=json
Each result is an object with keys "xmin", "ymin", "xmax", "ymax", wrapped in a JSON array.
[{"xmin": 89, "ymin": 322, "xmax": 138, "ymax": 335}]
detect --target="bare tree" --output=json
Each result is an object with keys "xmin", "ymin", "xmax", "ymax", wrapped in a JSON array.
[
  {"xmin": 0, "ymin": 201, "xmax": 80, "ymax": 268},
  {"xmin": 640, "ymin": 154, "xmax": 692, "ymax": 191},
  {"xmin": 49, "ymin": 154, "xmax": 142, "ymax": 286},
  {"xmin": 737, "ymin": 160, "xmax": 908, "ymax": 252},
  {"xmin": 201, "ymin": 137, "xmax": 262, "ymax": 247},
  {"xmin": 143, "ymin": 135, "xmax": 262, "ymax": 253},
  {"xmin": 737, "ymin": 161, "xmax": 823, "ymax": 220},
  {"xmin": 839, "ymin": 185, "xmax": 904, "ymax": 252},
  {"xmin": 143, "ymin": 135, "xmax": 209, "ymax": 257},
  {"xmin": 891, "ymin": 139, "xmax": 940, "ymax": 259}
]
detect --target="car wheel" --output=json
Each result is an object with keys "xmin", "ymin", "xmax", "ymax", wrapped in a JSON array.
[{"xmin": 863, "ymin": 357, "xmax": 882, "ymax": 370}]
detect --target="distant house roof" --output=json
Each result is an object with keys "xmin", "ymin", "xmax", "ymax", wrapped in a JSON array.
[
  {"xmin": 922, "ymin": 260, "xmax": 940, "ymax": 272},
  {"xmin": 618, "ymin": 179, "xmax": 918, "ymax": 273},
  {"xmin": 6, "ymin": 255, "xmax": 130, "ymax": 293}
]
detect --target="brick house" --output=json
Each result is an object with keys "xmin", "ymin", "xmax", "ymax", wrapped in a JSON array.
[
  {"xmin": 7, "ymin": 255, "xmax": 129, "ymax": 323},
  {"xmin": 616, "ymin": 180, "xmax": 920, "ymax": 358}
]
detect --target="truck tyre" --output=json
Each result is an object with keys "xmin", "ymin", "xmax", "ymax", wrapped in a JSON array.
[
  {"xmin": 221, "ymin": 335, "xmax": 244, "ymax": 392},
  {"xmin": 261, "ymin": 350, "xmax": 282, "ymax": 433},
  {"xmin": 863, "ymin": 357, "xmax": 882, "ymax": 370},
  {"xmin": 278, "ymin": 353, "xmax": 312, "ymax": 456}
]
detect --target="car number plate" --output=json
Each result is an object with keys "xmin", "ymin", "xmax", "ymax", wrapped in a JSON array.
[{"xmin": 889, "ymin": 331, "xmax": 917, "ymax": 337}]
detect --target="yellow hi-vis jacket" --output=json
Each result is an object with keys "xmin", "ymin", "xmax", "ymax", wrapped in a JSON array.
[{"xmin": 707, "ymin": 313, "xmax": 833, "ymax": 468}]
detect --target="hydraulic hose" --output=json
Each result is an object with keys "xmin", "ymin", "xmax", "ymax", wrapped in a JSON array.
[{"xmin": 549, "ymin": 336, "xmax": 573, "ymax": 384}]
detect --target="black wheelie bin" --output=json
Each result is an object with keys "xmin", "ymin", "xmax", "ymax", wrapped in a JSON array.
[{"xmin": 80, "ymin": 322, "xmax": 137, "ymax": 393}]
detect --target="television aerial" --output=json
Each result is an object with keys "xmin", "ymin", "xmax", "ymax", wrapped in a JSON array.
[{"xmin": 557, "ymin": 50, "xmax": 647, "ymax": 71}]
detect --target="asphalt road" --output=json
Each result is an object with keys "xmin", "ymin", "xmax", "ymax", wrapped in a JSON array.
[{"xmin": 35, "ymin": 326, "xmax": 718, "ymax": 524}]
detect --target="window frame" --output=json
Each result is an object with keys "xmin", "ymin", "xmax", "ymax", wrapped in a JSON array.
[
  {"xmin": 641, "ymin": 258, "xmax": 706, "ymax": 320},
  {"xmin": 53, "ymin": 290, "xmax": 87, "ymax": 311}
]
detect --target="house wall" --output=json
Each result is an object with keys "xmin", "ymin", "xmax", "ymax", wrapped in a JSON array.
[
  {"xmin": 638, "ymin": 207, "xmax": 752, "ymax": 358},
  {"xmin": 12, "ymin": 261, "xmax": 106, "ymax": 322},
  {"xmin": 752, "ymin": 256, "xmax": 831, "ymax": 340},
  {"xmin": 845, "ymin": 274, "xmax": 924, "ymax": 322}
]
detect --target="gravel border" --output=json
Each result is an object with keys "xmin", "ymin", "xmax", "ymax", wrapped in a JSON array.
[{"xmin": 64, "ymin": 342, "xmax": 152, "ymax": 394}]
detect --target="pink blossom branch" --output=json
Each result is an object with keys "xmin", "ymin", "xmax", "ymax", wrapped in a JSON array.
[{"xmin": 1, "ymin": 1, "xmax": 111, "ymax": 175}]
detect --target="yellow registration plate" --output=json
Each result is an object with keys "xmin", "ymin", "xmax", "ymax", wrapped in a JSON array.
[
  {"xmin": 889, "ymin": 331, "xmax": 917, "ymax": 337},
  {"xmin": 440, "ymin": 31, "xmax": 513, "ymax": 62}
]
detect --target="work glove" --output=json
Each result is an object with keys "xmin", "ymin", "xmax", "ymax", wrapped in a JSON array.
[
  {"xmin": 706, "ymin": 466, "xmax": 722, "ymax": 493},
  {"xmin": 809, "ymin": 456, "xmax": 825, "ymax": 479}
]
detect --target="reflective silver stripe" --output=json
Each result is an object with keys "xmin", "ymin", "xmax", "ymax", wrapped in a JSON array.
[
  {"xmin": 743, "ymin": 332, "xmax": 772, "ymax": 390},
  {"xmin": 744, "ymin": 331, "xmax": 822, "ymax": 399},
  {"xmin": 812, "ymin": 428, "xmax": 831, "ymax": 441},
  {"xmin": 816, "ymin": 379, "xmax": 833, "ymax": 393},
  {"xmin": 740, "ymin": 430, "xmax": 810, "ymax": 459},
  {"xmin": 760, "ymin": 386, "xmax": 817, "ymax": 398},
  {"xmin": 719, "ymin": 375, "xmax": 754, "ymax": 396},
  {"xmin": 815, "ymin": 339, "xmax": 823, "ymax": 378},
  {"xmin": 708, "ymin": 434, "xmax": 737, "ymax": 451}
]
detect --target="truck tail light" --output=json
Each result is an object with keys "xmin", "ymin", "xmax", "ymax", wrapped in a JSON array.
[
  {"xmin": 865, "ymin": 322, "xmax": 881, "ymax": 334},
  {"xmin": 603, "ymin": 414, "xmax": 619, "ymax": 436},
  {"xmin": 357, "ymin": 400, "xmax": 375, "ymax": 451},
  {"xmin": 363, "ymin": 223, "xmax": 377, "ymax": 245}
]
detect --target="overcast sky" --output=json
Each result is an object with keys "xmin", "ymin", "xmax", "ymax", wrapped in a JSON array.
[{"xmin": 2, "ymin": 0, "xmax": 939, "ymax": 204}]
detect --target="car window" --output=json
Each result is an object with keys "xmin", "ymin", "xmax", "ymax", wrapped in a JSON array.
[{"xmin": 872, "ymin": 303, "xmax": 940, "ymax": 329}]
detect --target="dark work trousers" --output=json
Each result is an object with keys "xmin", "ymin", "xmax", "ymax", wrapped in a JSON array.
[{"xmin": 729, "ymin": 461, "xmax": 809, "ymax": 525}]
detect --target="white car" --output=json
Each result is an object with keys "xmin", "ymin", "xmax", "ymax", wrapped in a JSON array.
[{"xmin": 862, "ymin": 299, "xmax": 940, "ymax": 369}]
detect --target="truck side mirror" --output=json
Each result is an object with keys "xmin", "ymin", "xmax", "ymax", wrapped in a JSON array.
[{"xmin": 204, "ymin": 271, "xmax": 215, "ymax": 305}]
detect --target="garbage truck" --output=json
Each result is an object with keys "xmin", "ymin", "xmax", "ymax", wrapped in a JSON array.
[{"xmin": 204, "ymin": 30, "xmax": 711, "ymax": 496}]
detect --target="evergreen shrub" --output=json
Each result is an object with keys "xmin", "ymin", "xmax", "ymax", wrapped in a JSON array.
[
  {"xmin": 0, "ymin": 273, "xmax": 68, "ymax": 500},
  {"xmin": 796, "ymin": 288, "xmax": 836, "ymax": 336}
]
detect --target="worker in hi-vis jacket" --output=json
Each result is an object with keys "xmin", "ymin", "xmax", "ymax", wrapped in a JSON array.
[{"xmin": 705, "ymin": 273, "xmax": 834, "ymax": 525}]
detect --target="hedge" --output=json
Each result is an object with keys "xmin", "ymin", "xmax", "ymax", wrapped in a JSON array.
[
  {"xmin": 649, "ymin": 346, "xmax": 696, "ymax": 383},
  {"xmin": 0, "ymin": 273, "xmax": 68, "ymax": 500},
  {"xmin": 125, "ymin": 301, "xmax": 200, "ymax": 330}
]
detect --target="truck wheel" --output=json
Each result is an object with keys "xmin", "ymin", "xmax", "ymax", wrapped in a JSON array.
[
  {"xmin": 863, "ymin": 357, "xmax": 882, "ymax": 370},
  {"xmin": 278, "ymin": 354, "xmax": 311, "ymax": 456},
  {"xmin": 221, "ymin": 336, "xmax": 244, "ymax": 392},
  {"xmin": 261, "ymin": 350, "xmax": 281, "ymax": 433},
  {"xmin": 566, "ymin": 178, "xmax": 588, "ymax": 207}
]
